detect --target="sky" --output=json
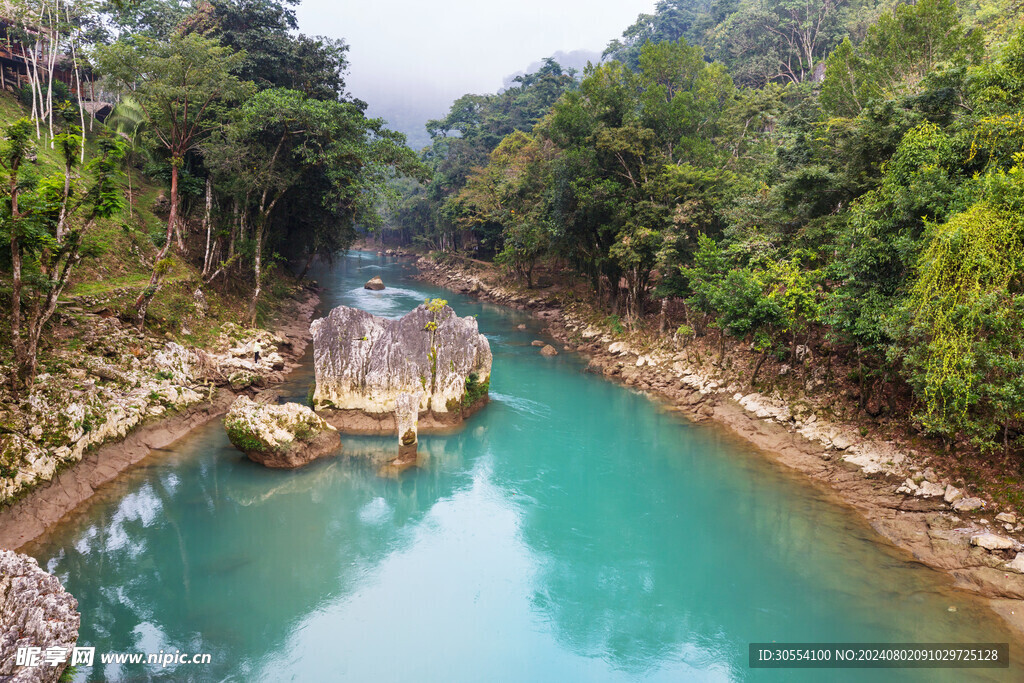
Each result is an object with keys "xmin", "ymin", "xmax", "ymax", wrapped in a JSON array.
[{"xmin": 294, "ymin": 0, "xmax": 657, "ymax": 146}]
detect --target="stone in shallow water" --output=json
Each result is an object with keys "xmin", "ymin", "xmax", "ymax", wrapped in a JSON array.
[
  {"xmin": 540, "ymin": 345, "xmax": 558, "ymax": 357},
  {"xmin": 364, "ymin": 276, "xmax": 385, "ymax": 290},
  {"xmin": 224, "ymin": 396, "xmax": 340, "ymax": 469}
]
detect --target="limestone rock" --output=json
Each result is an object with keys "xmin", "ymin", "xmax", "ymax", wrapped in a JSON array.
[
  {"xmin": 1006, "ymin": 552, "xmax": 1024, "ymax": 574},
  {"xmin": 896, "ymin": 478, "xmax": 919, "ymax": 495},
  {"xmin": 971, "ymin": 533, "xmax": 1017, "ymax": 551},
  {"xmin": 228, "ymin": 370, "xmax": 259, "ymax": 390},
  {"xmin": 395, "ymin": 390, "xmax": 422, "ymax": 458},
  {"xmin": 310, "ymin": 303, "xmax": 491, "ymax": 418},
  {"xmin": 915, "ymin": 481, "xmax": 946, "ymax": 498},
  {"xmin": 944, "ymin": 485, "xmax": 963, "ymax": 504},
  {"xmin": 831, "ymin": 433, "xmax": 855, "ymax": 451},
  {"xmin": 996, "ymin": 512, "xmax": 1017, "ymax": 525},
  {"xmin": 364, "ymin": 276, "xmax": 385, "ymax": 290},
  {"xmin": 0, "ymin": 549, "xmax": 80, "ymax": 683},
  {"xmin": 953, "ymin": 497, "xmax": 986, "ymax": 513},
  {"xmin": 540, "ymin": 345, "xmax": 558, "ymax": 357},
  {"xmin": 608, "ymin": 341, "xmax": 629, "ymax": 355},
  {"xmin": 531, "ymin": 340, "xmax": 545, "ymax": 347},
  {"xmin": 224, "ymin": 396, "xmax": 340, "ymax": 469},
  {"xmin": 150, "ymin": 342, "xmax": 196, "ymax": 385}
]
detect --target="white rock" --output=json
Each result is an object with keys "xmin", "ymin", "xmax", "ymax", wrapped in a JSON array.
[
  {"xmin": 608, "ymin": 342, "xmax": 629, "ymax": 355},
  {"xmin": 897, "ymin": 478, "xmax": 919, "ymax": 495},
  {"xmin": 953, "ymin": 497, "xmax": 986, "ymax": 512},
  {"xmin": 944, "ymin": 485, "xmax": 963, "ymax": 504},
  {"xmin": 224, "ymin": 396, "xmax": 339, "ymax": 469},
  {"xmin": 915, "ymin": 481, "xmax": 945, "ymax": 498},
  {"xmin": 1007, "ymin": 552, "xmax": 1024, "ymax": 574},
  {"xmin": 310, "ymin": 303, "xmax": 491, "ymax": 416},
  {"xmin": 831, "ymin": 433, "xmax": 855, "ymax": 451},
  {"xmin": 971, "ymin": 534, "xmax": 1017, "ymax": 551},
  {"xmin": 996, "ymin": 512, "xmax": 1017, "ymax": 525}
]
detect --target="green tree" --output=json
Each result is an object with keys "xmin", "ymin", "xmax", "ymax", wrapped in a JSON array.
[
  {"xmin": 3, "ymin": 120, "xmax": 126, "ymax": 392},
  {"xmin": 96, "ymin": 32, "xmax": 250, "ymax": 327},
  {"xmin": 820, "ymin": 0, "xmax": 984, "ymax": 118}
]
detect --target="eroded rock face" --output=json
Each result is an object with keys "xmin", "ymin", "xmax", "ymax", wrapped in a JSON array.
[
  {"xmin": 310, "ymin": 303, "xmax": 492, "ymax": 421},
  {"xmin": 0, "ymin": 549, "xmax": 80, "ymax": 683},
  {"xmin": 224, "ymin": 396, "xmax": 340, "ymax": 469}
]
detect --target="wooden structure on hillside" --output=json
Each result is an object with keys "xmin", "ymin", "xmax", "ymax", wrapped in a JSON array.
[{"xmin": 0, "ymin": 18, "xmax": 91, "ymax": 96}]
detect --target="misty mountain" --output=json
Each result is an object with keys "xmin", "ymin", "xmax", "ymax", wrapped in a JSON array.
[
  {"xmin": 501, "ymin": 49, "xmax": 602, "ymax": 89},
  {"xmin": 365, "ymin": 49, "xmax": 603, "ymax": 150}
]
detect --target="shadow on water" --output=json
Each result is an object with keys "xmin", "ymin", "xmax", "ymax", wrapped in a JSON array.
[{"xmin": 25, "ymin": 251, "xmax": 1023, "ymax": 682}]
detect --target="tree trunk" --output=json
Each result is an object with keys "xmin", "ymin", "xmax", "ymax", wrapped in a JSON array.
[
  {"xmin": 9, "ymin": 176, "xmax": 23, "ymax": 395},
  {"xmin": 134, "ymin": 164, "xmax": 179, "ymax": 329},
  {"xmin": 45, "ymin": 28, "xmax": 58, "ymax": 143},
  {"xmin": 248, "ymin": 218, "xmax": 264, "ymax": 326},
  {"xmin": 750, "ymin": 352, "xmax": 768, "ymax": 387},
  {"xmin": 659, "ymin": 297, "xmax": 668, "ymax": 335},
  {"xmin": 171, "ymin": 161, "xmax": 186, "ymax": 252},
  {"xmin": 298, "ymin": 252, "xmax": 315, "ymax": 280},
  {"xmin": 127, "ymin": 164, "xmax": 134, "ymax": 220},
  {"xmin": 201, "ymin": 176, "xmax": 213, "ymax": 277},
  {"xmin": 27, "ymin": 39, "xmax": 42, "ymax": 137}
]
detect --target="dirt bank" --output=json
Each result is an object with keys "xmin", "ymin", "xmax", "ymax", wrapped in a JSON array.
[
  {"xmin": 0, "ymin": 290, "xmax": 320, "ymax": 551},
  {"xmin": 414, "ymin": 253, "xmax": 1024, "ymax": 639}
]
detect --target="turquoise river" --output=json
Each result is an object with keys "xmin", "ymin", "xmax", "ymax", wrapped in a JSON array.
[{"xmin": 26, "ymin": 251, "xmax": 1022, "ymax": 681}]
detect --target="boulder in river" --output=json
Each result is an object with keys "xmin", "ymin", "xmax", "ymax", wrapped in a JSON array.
[
  {"xmin": 540, "ymin": 345, "xmax": 558, "ymax": 357},
  {"xmin": 224, "ymin": 396, "xmax": 340, "ymax": 468},
  {"xmin": 310, "ymin": 301, "xmax": 491, "ymax": 433},
  {"xmin": 364, "ymin": 276, "xmax": 385, "ymax": 291},
  {"xmin": 0, "ymin": 549, "xmax": 80, "ymax": 683}
]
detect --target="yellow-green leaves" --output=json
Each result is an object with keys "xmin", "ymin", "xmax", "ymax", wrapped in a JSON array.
[{"xmin": 907, "ymin": 201, "xmax": 1023, "ymax": 434}]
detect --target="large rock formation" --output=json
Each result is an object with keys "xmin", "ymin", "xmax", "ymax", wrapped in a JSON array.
[
  {"xmin": 224, "ymin": 396, "xmax": 341, "ymax": 469},
  {"xmin": 310, "ymin": 301, "xmax": 491, "ymax": 435},
  {"xmin": 0, "ymin": 549, "xmax": 80, "ymax": 683}
]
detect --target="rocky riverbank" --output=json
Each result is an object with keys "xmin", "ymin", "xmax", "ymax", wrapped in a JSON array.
[
  {"xmin": 0, "ymin": 549, "xmax": 79, "ymax": 683},
  {"xmin": 414, "ymin": 253, "xmax": 1024, "ymax": 636},
  {"xmin": 0, "ymin": 286, "xmax": 320, "ymax": 550}
]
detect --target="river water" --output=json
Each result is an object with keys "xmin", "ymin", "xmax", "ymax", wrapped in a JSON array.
[{"xmin": 27, "ymin": 251, "xmax": 1020, "ymax": 681}]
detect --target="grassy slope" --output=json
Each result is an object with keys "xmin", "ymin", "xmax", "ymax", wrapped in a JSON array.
[{"xmin": 0, "ymin": 92, "xmax": 297, "ymax": 360}]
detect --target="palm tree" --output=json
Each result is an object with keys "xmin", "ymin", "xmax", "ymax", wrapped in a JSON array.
[{"xmin": 104, "ymin": 96, "xmax": 148, "ymax": 220}]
